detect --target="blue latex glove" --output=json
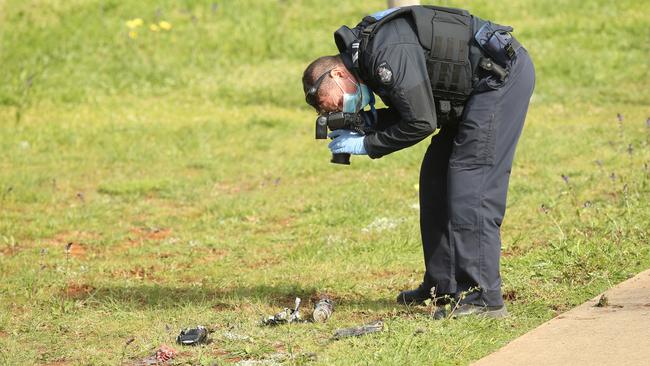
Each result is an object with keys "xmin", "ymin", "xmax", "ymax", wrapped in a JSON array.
[{"xmin": 328, "ymin": 130, "xmax": 367, "ymax": 155}]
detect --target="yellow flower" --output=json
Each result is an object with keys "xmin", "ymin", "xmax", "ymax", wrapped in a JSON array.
[
  {"xmin": 158, "ymin": 21, "xmax": 172, "ymax": 30},
  {"xmin": 149, "ymin": 24, "xmax": 160, "ymax": 32},
  {"xmin": 128, "ymin": 31, "xmax": 138, "ymax": 39},
  {"xmin": 126, "ymin": 18, "xmax": 143, "ymax": 29}
]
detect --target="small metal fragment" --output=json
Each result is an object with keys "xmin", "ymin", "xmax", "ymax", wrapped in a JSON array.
[
  {"xmin": 261, "ymin": 297, "xmax": 303, "ymax": 326},
  {"xmin": 333, "ymin": 320, "xmax": 383, "ymax": 339},
  {"xmin": 176, "ymin": 325, "xmax": 208, "ymax": 345}
]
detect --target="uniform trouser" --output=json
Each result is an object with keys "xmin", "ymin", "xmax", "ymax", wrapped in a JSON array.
[{"xmin": 419, "ymin": 49, "xmax": 535, "ymax": 306}]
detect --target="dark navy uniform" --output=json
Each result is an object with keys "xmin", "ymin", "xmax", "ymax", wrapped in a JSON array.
[{"xmin": 335, "ymin": 6, "xmax": 535, "ymax": 306}]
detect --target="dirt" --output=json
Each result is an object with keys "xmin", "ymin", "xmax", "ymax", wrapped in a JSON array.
[
  {"xmin": 246, "ymin": 256, "xmax": 282, "ymax": 270},
  {"xmin": 502, "ymin": 289, "xmax": 518, "ymax": 301},
  {"xmin": 212, "ymin": 302, "xmax": 235, "ymax": 311},
  {"xmin": 6, "ymin": 230, "xmax": 101, "ymax": 257},
  {"xmin": 66, "ymin": 242, "xmax": 87, "ymax": 258},
  {"xmin": 0, "ymin": 246, "xmax": 19, "ymax": 256},
  {"xmin": 550, "ymin": 302, "xmax": 572, "ymax": 314},
  {"xmin": 368, "ymin": 268, "xmax": 410, "ymax": 279},
  {"xmin": 129, "ymin": 227, "xmax": 172, "ymax": 241},
  {"xmin": 196, "ymin": 248, "xmax": 229, "ymax": 264},
  {"xmin": 110, "ymin": 265, "xmax": 159, "ymax": 281},
  {"xmin": 308, "ymin": 292, "xmax": 340, "ymax": 304},
  {"xmin": 64, "ymin": 282, "xmax": 96, "ymax": 299},
  {"xmin": 272, "ymin": 341, "xmax": 286, "ymax": 353},
  {"xmin": 252, "ymin": 215, "xmax": 296, "ymax": 234},
  {"xmin": 211, "ymin": 348, "xmax": 243, "ymax": 363},
  {"xmin": 113, "ymin": 227, "xmax": 174, "ymax": 252},
  {"xmin": 211, "ymin": 181, "xmax": 255, "ymax": 195}
]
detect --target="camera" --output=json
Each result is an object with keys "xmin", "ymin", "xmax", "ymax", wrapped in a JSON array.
[{"xmin": 315, "ymin": 112, "xmax": 367, "ymax": 165}]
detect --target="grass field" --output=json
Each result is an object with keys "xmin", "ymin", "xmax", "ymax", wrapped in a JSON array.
[{"xmin": 1, "ymin": 0, "xmax": 649, "ymax": 364}]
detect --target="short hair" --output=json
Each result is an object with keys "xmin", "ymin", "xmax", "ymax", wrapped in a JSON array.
[{"xmin": 302, "ymin": 55, "xmax": 343, "ymax": 111}]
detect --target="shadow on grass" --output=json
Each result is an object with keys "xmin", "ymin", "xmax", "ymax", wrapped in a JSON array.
[{"xmin": 82, "ymin": 283, "xmax": 400, "ymax": 312}]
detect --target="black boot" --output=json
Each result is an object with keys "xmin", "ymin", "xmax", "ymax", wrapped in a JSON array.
[{"xmin": 396, "ymin": 283, "xmax": 432, "ymax": 306}]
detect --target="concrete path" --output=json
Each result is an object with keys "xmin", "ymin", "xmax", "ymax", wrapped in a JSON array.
[{"xmin": 473, "ymin": 269, "xmax": 650, "ymax": 366}]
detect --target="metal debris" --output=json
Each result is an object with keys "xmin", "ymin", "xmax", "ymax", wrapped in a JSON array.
[
  {"xmin": 176, "ymin": 325, "xmax": 209, "ymax": 345},
  {"xmin": 333, "ymin": 320, "xmax": 384, "ymax": 339},
  {"xmin": 312, "ymin": 298, "xmax": 334, "ymax": 323},
  {"xmin": 261, "ymin": 297, "xmax": 303, "ymax": 326}
]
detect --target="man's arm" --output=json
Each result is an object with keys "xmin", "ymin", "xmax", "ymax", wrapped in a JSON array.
[{"xmin": 363, "ymin": 43, "xmax": 437, "ymax": 159}]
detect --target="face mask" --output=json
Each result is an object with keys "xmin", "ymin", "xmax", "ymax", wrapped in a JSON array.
[{"xmin": 335, "ymin": 77, "xmax": 372, "ymax": 113}]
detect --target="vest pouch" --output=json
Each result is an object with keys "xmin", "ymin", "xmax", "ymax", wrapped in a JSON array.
[
  {"xmin": 474, "ymin": 22, "xmax": 514, "ymax": 67},
  {"xmin": 426, "ymin": 17, "xmax": 473, "ymax": 102}
]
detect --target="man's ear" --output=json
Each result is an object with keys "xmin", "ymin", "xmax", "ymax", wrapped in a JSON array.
[{"xmin": 330, "ymin": 66, "xmax": 347, "ymax": 78}]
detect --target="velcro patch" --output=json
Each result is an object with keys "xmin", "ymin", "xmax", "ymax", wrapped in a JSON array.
[{"xmin": 376, "ymin": 62, "xmax": 393, "ymax": 85}]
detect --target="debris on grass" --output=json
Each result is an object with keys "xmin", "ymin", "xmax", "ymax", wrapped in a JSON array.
[
  {"xmin": 135, "ymin": 344, "xmax": 177, "ymax": 365},
  {"xmin": 222, "ymin": 331, "xmax": 252, "ymax": 342},
  {"xmin": 333, "ymin": 320, "xmax": 384, "ymax": 339},
  {"xmin": 176, "ymin": 325, "xmax": 209, "ymax": 345},
  {"xmin": 593, "ymin": 294, "xmax": 623, "ymax": 309},
  {"xmin": 261, "ymin": 297, "xmax": 303, "ymax": 326},
  {"xmin": 595, "ymin": 294, "xmax": 609, "ymax": 307},
  {"xmin": 312, "ymin": 298, "xmax": 334, "ymax": 323}
]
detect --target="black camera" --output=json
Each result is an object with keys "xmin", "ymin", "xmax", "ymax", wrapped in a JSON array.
[{"xmin": 315, "ymin": 112, "xmax": 367, "ymax": 165}]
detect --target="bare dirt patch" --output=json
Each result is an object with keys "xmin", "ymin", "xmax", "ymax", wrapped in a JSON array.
[
  {"xmin": 114, "ymin": 227, "xmax": 174, "ymax": 252},
  {"xmin": 110, "ymin": 265, "xmax": 159, "ymax": 281},
  {"xmin": 196, "ymin": 248, "xmax": 229, "ymax": 264},
  {"xmin": 130, "ymin": 227, "xmax": 172, "ymax": 241},
  {"xmin": 65, "ymin": 242, "xmax": 87, "ymax": 258},
  {"xmin": 246, "ymin": 256, "xmax": 282, "ymax": 270},
  {"xmin": 64, "ymin": 282, "xmax": 96, "ymax": 299},
  {"xmin": 16, "ymin": 230, "xmax": 101, "ymax": 257},
  {"xmin": 212, "ymin": 302, "xmax": 235, "ymax": 311},
  {"xmin": 0, "ymin": 245, "xmax": 19, "ymax": 256},
  {"xmin": 211, "ymin": 181, "xmax": 256, "ymax": 195},
  {"xmin": 253, "ymin": 215, "xmax": 296, "ymax": 234}
]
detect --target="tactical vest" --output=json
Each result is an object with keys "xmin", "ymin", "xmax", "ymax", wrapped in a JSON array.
[{"xmin": 336, "ymin": 5, "xmax": 477, "ymax": 115}]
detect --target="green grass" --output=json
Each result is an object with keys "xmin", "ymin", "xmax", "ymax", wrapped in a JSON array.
[{"xmin": 1, "ymin": 0, "xmax": 649, "ymax": 365}]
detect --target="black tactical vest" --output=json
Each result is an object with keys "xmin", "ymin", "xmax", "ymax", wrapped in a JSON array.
[{"xmin": 336, "ymin": 5, "xmax": 478, "ymax": 108}]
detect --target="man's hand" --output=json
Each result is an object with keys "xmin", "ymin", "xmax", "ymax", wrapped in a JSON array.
[{"xmin": 328, "ymin": 130, "xmax": 367, "ymax": 155}]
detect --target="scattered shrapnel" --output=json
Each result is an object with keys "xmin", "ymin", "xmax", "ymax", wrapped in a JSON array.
[
  {"xmin": 312, "ymin": 298, "xmax": 334, "ymax": 322},
  {"xmin": 333, "ymin": 320, "xmax": 384, "ymax": 339}
]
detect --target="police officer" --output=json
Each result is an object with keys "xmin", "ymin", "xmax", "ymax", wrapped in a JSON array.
[{"xmin": 302, "ymin": 5, "xmax": 535, "ymax": 318}]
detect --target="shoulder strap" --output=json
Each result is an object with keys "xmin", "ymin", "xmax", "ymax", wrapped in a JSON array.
[
  {"xmin": 420, "ymin": 5, "xmax": 469, "ymax": 16},
  {"xmin": 359, "ymin": 8, "xmax": 411, "ymax": 55},
  {"xmin": 359, "ymin": 5, "xmax": 469, "ymax": 53}
]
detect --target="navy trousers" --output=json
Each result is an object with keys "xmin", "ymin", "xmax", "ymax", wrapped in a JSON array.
[{"xmin": 419, "ymin": 49, "xmax": 536, "ymax": 306}]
